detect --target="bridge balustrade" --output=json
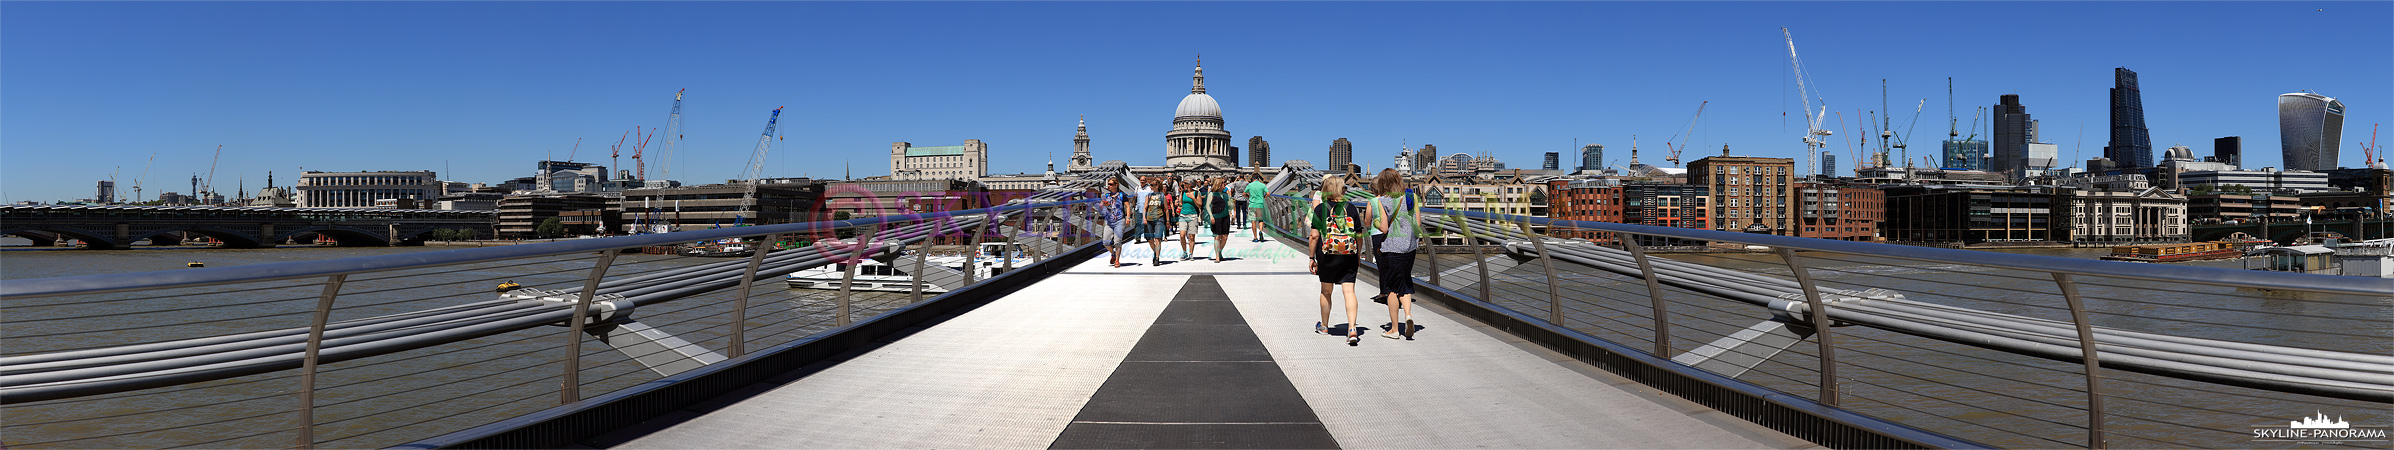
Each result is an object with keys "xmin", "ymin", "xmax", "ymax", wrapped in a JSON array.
[
  {"xmin": 0, "ymin": 195, "xmax": 1107, "ymax": 449},
  {"xmin": 1257, "ymin": 184, "xmax": 2389, "ymax": 450}
]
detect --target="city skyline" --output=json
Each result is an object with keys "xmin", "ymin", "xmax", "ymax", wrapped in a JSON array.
[{"xmin": 4, "ymin": 2, "xmax": 2389, "ymax": 202}]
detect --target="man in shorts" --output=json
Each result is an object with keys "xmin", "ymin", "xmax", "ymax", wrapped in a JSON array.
[{"xmin": 1245, "ymin": 172, "xmax": 1270, "ymax": 242}]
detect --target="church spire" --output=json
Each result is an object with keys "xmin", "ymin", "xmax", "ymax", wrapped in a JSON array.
[
  {"xmin": 1076, "ymin": 114, "xmax": 1088, "ymax": 138},
  {"xmin": 1191, "ymin": 55, "xmax": 1206, "ymax": 94}
]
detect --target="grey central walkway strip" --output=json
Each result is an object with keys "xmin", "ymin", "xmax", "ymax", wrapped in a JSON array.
[{"xmin": 1049, "ymin": 275, "xmax": 1341, "ymax": 449}]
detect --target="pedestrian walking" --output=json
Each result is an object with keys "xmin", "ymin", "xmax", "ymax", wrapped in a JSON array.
[
  {"xmin": 1245, "ymin": 172, "xmax": 1270, "ymax": 242},
  {"xmin": 1310, "ymin": 175, "xmax": 1366, "ymax": 345},
  {"xmin": 1208, "ymin": 178, "xmax": 1234, "ymax": 262},
  {"xmin": 1138, "ymin": 177, "xmax": 1169, "ymax": 266},
  {"xmin": 1367, "ymin": 169, "xmax": 1423, "ymax": 339},
  {"xmin": 1177, "ymin": 178, "xmax": 1203, "ymax": 260},
  {"xmin": 1099, "ymin": 179, "xmax": 1128, "ymax": 268}
]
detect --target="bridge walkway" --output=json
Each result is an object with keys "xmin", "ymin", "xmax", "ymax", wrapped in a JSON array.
[{"xmin": 607, "ymin": 230, "xmax": 1818, "ymax": 449}]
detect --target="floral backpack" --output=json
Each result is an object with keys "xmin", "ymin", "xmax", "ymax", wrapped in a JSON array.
[{"xmin": 1317, "ymin": 201, "xmax": 1360, "ymax": 255}]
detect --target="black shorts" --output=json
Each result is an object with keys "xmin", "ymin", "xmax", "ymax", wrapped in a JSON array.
[
  {"xmin": 1316, "ymin": 254, "xmax": 1360, "ymax": 284},
  {"xmin": 1377, "ymin": 250, "xmax": 1416, "ymax": 295},
  {"xmin": 1210, "ymin": 216, "xmax": 1232, "ymax": 236}
]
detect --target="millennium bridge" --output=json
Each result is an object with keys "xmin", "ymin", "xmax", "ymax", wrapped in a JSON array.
[{"xmin": 2, "ymin": 165, "xmax": 2387, "ymax": 449}]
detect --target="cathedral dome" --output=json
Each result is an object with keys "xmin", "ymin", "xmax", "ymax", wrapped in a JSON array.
[{"xmin": 1175, "ymin": 93, "xmax": 1220, "ymax": 118}]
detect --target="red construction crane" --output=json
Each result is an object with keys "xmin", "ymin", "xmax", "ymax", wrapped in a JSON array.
[
  {"xmin": 630, "ymin": 126, "xmax": 654, "ymax": 180},
  {"xmin": 2364, "ymin": 123, "xmax": 2382, "ymax": 169},
  {"xmin": 610, "ymin": 131, "xmax": 629, "ymax": 180}
]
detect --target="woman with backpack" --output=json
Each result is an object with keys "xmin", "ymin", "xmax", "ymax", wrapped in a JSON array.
[
  {"xmin": 1137, "ymin": 177, "xmax": 1169, "ymax": 266},
  {"xmin": 1367, "ymin": 169, "xmax": 1423, "ymax": 339},
  {"xmin": 1309, "ymin": 175, "xmax": 1366, "ymax": 345},
  {"xmin": 1208, "ymin": 177, "xmax": 1234, "ymax": 262}
]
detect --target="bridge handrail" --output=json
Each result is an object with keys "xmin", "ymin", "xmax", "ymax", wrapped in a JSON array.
[
  {"xmin": 1273, "ymin": 193, "xmax": 2390, "ymax": 296},
  {"xmin": 0, "ymin": 198, "xmax": 1099, "ymax": 299}
]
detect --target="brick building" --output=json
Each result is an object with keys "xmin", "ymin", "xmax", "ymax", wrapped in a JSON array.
[
  {"xmin": 1793, "ymin": 183, "xmax": 1882, "ymax": 241},
  {"xmin": 1687, "ymin": 155, "xmax": 1796, "ymax": 235}
]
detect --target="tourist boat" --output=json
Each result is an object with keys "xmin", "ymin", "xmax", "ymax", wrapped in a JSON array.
[
  {"xmin": 785, "ymin": 242, "xmax": 1034, "ymax": 292},
  {"xmin": 678, "ymin": 241, "xmax": 756, "ymax": 258},
  {"xmin": 2100, "ymin": 241, "xmax": 2243, "ymax": 262}
]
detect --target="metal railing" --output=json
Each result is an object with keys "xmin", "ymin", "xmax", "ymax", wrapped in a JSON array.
[
  {"xmin": 1, "ymin": 196, "xmax": 1107, "ymax": 449},
  {"xmin": 1259, "ymin": 187, "xmax": 2390, "ymax": 449}
]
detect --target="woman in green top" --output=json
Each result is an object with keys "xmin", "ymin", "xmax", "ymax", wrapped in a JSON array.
[{"xmin": 1177, "ymin": 178, "xmax": 1203, "ymax": 261}]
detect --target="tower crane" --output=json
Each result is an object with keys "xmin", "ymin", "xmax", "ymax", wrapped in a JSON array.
[
  {"xmin": 631, "ymin": 126, "xmax": 653, "ymax": 181},
  {"xmin": 1783, "ymin": 28, "xmax": 1832, "ymax": 178},
  {"xmin": 659, "ymin": 89, "xmax": 685, "ymax": 180},
  {"xmin": 134, "ymin": 153, "xmax": 154, "ymax": 204},
  {"xmin": 2363, "ymin": 123, "xmax": 2382, "ymax": 169},
  {"xmin": 735, "ymin": 107, "xmax": 785, "ymax": 226},
  {"xmin": 565, "ymin": 138, "xmax": 582, "ymax": 162},
  {"xmin": 1663, "ymin": 101, "xmax": 1707, "ymax": 167},
  {"xmin": 203, "ymin": 145, "xmax": 222, "ymax": 203},
  {"xmin": 1896, "ymin": 98, "xmax": 1925, "ymax": 169},
  {"xmin": 610, "ymin": 131, "xmax": 628, "ymax": 180}
]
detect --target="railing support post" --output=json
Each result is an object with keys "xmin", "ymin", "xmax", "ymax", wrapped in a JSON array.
[
  {"xmin": 1461, "ymin": 214, "xmax": 1490, "ymax": 302},
  {"xmin": 1010, "ymin": 209, "xmax": 1029, "ymax": 270},
  {"xmin": 295, "ymin": 274, "xmax": 346, "ymax": 450},
  {"xmin": 911, "ymin": 219, "xmax": 935, "ymax": 303},
  {"xmin": 1623, "ymin": 235, "xmax": 1672, "ymax": 356},
  {"xmin": 964, "ymin": 213, "xmax": 988, "ymax": 283},
  {"xmin": 730, "ymin": 234, "xmax": 779, "ymax": 358},
  {"xmin": 2053, "ymin": 273, "xmax": 2109, "ymax": 449},
  {"xmin": 1775, "ymin": 247, "xmax": 1838, "ymax": 406},
  {"xmin": 837, "ymin": 225, "xmax": 879, "ymax": 327},
  {"xmin": 561, "ymin": 250, "xmax": 619, "ymax": 404},
  {"xmin": 1516, "ymin": 216, "xmax": 1565, "ymax": 326}
]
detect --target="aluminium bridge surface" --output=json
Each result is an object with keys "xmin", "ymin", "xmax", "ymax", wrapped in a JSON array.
[{"xmin": 609, "ymin": 231, "xmax": 1817, "ymax": 449}]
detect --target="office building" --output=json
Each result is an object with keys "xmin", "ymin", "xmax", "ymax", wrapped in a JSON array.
[
  {"xmin": 2178, "ymin": 169, "xmax": 2331, "ymax": 194},
  {"xmin": 496, "ymin": 194, "xmax": 611, "ymax": 238},
  {"xmin": 1415, "ymin": 144, "xmax": 1440, "ymax": 175},
  {"xmin": 1943, "ymin": 138, "xmax": 1987, "ymax": 171},
  {"xmin": 2278, "ymin": 93, "xmax": 2346, "ymax": 171},
  {"xmin": 298, "ymin": 170, "xmax": 443, "ymax": 208},
  {"xmin": 2060, "ymin": 175, "xmax": 2188, "ymax": 245},
  {"xmin": 94, "ymin": 180, "xmax": 114, "ymax": 204},
  {"xmin": 1821, "ymin": 152, "xmax": 1839, "ymax": 178},
  {"xmin": 1793, "ymin": 183, "xmax": 1881, "ymax": 242},
  {"xmin": 1542, "ymin": 152, "xmax": 1560, "ymax": 171},
  {"xmin": 2214, "ymin": 136, "xmax": 2243, "ymax": 168},
  {"xmin": 2106, "ymin": 68, "xmax": 2155, "ymax": 168},
  {"xmin": 620, "ymin": 180, "xmax": 826, "ymax": 234},
  {"xmin": 1991, "ymin": 94, "xmax": 2033, "ymax": 177},
  {"xmin": 1687, "ymin": 154, "xmax": 1796, "ymax": 235},
  {"xmin": 1882, "ymin": 185, "xmax": 2070, "ymax": 244},
  {"xmin": 1621, "ymin": 184, "xmax": 1711, "ymax": 247},
  {"xmin": 1328, "ymin": 138, "xmax": 1354, "ymax": 175},
  {"xmin": 1546, "ymin": 179, "xmax": 1623, "ymax": 241},
  {"xmin": 1248, "ymin": 136, "xmax": 1270, "ymax": 168},
  {"xmin": 1577, "ymin": 144, "xmax": 1604, "ymax": 174},
  {"xmin": 890, "ymin": 140, "xmax": 988, "ymax": 181}
]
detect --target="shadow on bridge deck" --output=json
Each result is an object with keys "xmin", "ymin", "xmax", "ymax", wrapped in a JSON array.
[{"xmin": 600, "ymin": 228, "xmax": 1819, "ymax": 449}]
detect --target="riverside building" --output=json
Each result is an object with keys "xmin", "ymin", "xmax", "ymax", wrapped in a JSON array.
[{"xmin": 297, "ymin": 170, "xmax": 442, "ymax": 208}]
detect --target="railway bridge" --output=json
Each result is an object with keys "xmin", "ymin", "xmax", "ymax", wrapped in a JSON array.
[{"xmin": 0, "ymin": 205, "xmax": 493, "ymax": 249}]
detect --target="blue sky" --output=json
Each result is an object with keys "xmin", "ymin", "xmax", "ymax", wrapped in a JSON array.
[{"xmin": 4, "ymin": 1, "xmax": 2388, "ymax": 203}]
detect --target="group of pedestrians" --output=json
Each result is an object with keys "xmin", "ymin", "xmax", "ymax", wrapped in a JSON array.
[
  {"xmin": 1093, "ymin": 170, "xmax": 1427, "ymax": 346},
  {"xmin": 1310, "ymin": 169, "xmax": 1423, "ymax": 346},
  {"xmin": 1095, "ymin": 173, "xmax": 1271, "ymax": 268}
]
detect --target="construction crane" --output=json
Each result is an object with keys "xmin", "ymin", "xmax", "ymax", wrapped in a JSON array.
[
  {"xmin": 2363, "ymin": 123, "xmax": 2382, "ymax": 169},
  {"xmin": 631, "ymin": 126, "xmax": 653, "ymax": 181},
  {"xmin": 1895, "ymin": 98, "xmax": 1925, "ymax": 169},
  {"xmin": 659, "ymin": 89, "xmax": 685, "ymax": 181},
  {"xmin": 610, "ymin": 131, "xmax": 628, "ymax": 180},
  {"xmin": 1783, "ymin": 28, "xmax": 1832, "ymax": 178},
  {"xmin": 203, "ymin": 145, "xmax": 221, "ymax": 203},
  {"xmin": 735, "ymin": 107, "xmax": 786, "ymax": 226},
  {"xmin": 133, "ymin": 153, "xmax": 155, "ymax": 204},
  {"xmin": 564, "ymin": 138, "xmax": 582, "ymax": 162},
  {"xmin": 1663, "ymin": 101, "xmax": 1708, "ymax": 167}
]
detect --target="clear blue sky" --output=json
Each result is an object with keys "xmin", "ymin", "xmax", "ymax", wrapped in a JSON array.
[{"xmin": 5, "ymin": 1, "xmax": 2388, "ymax": 203}]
